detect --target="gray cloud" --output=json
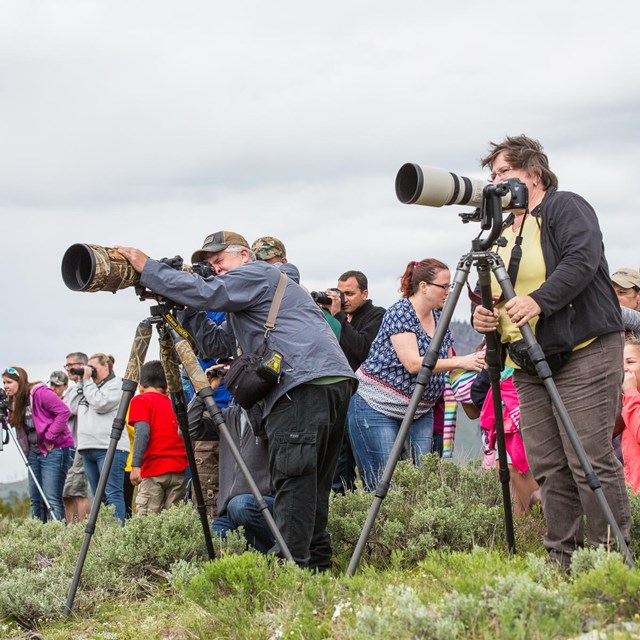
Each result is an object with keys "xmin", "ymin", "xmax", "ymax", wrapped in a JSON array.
[{"xmin": 2, "ymin": 0, "xmax": 639, "ymax": 479}]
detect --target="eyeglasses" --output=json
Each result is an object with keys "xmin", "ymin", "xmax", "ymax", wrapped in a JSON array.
[
  {"xmin": 489, "ymin": 166, "xmax": 514, "ymax": 182},
  {"xmin": 3, "ymin": 368, "xmax": 19, "ymax": 377},
  {"xmin": 426, "ymin": 282, "xmax": 452, "ymax": 291},
  {"xmin": 64, "ymin": 362, "xmax": 83, "ymax": 369}
]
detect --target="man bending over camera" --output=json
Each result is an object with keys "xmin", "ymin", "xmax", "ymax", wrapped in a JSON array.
[{"xmin": 117, "ymin": 232, "xmax": 356, "ymax": 571}]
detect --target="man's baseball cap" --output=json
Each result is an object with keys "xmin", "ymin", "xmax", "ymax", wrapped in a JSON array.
[
  {"xmin": 251, "ymin": 236, "xmax": 286, "ymax": 261},
  {"xmin": 611, "ymin": 267, "xmax": 640, "ymax": 289},
  {"xmin": 49, "ymin": 370, "xmax": 69, "ymax": 387},
  {"xmin": 191, "ymin": 231, "xmax": 250, "ymax": 263}
]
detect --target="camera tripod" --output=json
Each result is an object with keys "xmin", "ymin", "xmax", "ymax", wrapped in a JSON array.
[
  {"xmin": 0, "ymin": 414, "xmax": 58, "ymax": 521},
  {"xmin": 64, "ymin": 298, "xmax": 292, "ymax": 616},
  {"xmin": 347, "ymin": 183, "xmax": 635, "ymax": 575}
]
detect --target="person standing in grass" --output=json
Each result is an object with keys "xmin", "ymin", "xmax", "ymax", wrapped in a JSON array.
[{"xmin": 128, "ymin": 361, "xmax": 188, "ymax": 515}]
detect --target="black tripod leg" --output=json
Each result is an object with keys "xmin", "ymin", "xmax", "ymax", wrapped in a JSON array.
[
  {"xmin": 2, "ymin": 419, "xmax": 58, "ymax": 521},
  {"xmin": 158, "ymin": 337, "xmax": 216, "ymax": 560},
  {"xmin": 64, "ymin": 320, "xmax": 153, "ymax": 616},
  {"xmin": 167, "ymin": 326, "xmax": 294, "ymax": 563},
  {"xmin": 492, "ymin": 260, "xmax": 635, "ymax": 569},
  {"xmin": 346, "ymin": 257, "xmax": 473, "ymax": 576},
  {"xmin": 477, "ymin": 259, "xmax": 515, "ymax": 556}
]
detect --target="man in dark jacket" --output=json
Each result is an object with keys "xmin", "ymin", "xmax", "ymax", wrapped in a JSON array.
[
  {"xmin": 323, "ymin": 271, "xmax": 386, "ymax": 492},
  {"xmin": 188, "ymin": 373, "xmax": 275, "ymax": 553}
]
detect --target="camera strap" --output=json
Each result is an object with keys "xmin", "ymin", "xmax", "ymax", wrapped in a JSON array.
[
  {"xmin": 495, "ymin": 211, "xmax": 528, "ymax": 304},
  {"xmin": 263, "ymin": 272, "xmax": 288, "ymax": 341}
]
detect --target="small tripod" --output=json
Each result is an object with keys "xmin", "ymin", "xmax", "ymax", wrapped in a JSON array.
[
  {"xmin": 347, "ymin": 182, "xmax": 635, "ymax": 575},
  {"xmin": 0, "ymin": 414, "xmax": 58, "ymax": 521},
  {"xmin": 64, "ymin": 295, "xmax": 292, "ymax": 616}
]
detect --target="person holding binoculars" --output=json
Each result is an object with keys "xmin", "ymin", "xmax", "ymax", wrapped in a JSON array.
[{"xmin": 71, "ymin": 353, "xmax": 129, "ymax": 522}]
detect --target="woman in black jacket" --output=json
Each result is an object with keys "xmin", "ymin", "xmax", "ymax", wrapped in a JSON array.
[{"xmin": 472, "ymin": 135, "xmax": 630, "ymax": 570}]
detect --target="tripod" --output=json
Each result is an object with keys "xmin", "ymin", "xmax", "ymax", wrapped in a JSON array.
[
  {"xmin": 0, "ymin": 415, "xmax": 58, "ymax": 521},
  {"xmin": 347, "ymin": 182, "xmax": 635, "ymax": 576},
  {"xmin": 64, "ymin": 298, "xmax": 292, "ymax": 616}
]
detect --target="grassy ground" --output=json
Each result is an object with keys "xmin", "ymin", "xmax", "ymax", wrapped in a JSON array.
[{"xmin": 1, "ymin": 457, "xmax": 639, "ymax": 640}]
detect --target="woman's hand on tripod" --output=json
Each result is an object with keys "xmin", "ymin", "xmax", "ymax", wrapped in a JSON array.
[
  {"xmin": 472, "ymin": 305, "xmax": 499, "ymax": 333},
  {"xmin": 505, "ymin": 295, "xmax": 541, "ymax": 328}
]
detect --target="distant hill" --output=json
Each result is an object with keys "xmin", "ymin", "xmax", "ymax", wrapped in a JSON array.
[
  {"xmin": 0, "ymin": 479, "xmax": 28, "ymax": 500},
  {"xmin": 449, "ymin": 319, "xmax": 483, "ymax": 355}
]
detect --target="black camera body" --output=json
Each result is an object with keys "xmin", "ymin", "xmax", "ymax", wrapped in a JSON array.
[
  {"xmin": 310, "ymin": 289, "xmax": 345, "ymax": 307},
  {"xmin": 191, "ymin": 262, "xmax": 216, "ymax": 278},
  {"xmin": 69, "ymin": 365, "xmax": 97, "ymax": 379},
  {"xmin": 0, "ymin": 388, "xmax": 9, "ymax": 418}
]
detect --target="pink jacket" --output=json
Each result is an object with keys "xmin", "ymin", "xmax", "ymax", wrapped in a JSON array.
[
  {"xmin": 621, "ymin": 388, "xmax": 640, "ymax": 493},
  {"xmin": 17, "ymin": 384, "xmax": 74, "ymax": 456},
  {"xmin": 479, "ymin": 377, "xmax": 529, "ymax": 475}
]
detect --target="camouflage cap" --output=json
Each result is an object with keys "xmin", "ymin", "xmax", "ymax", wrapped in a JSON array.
[
  {"xmin": 251, "ymin": 236, "xmax": 286, "ymax": 261},
  {"xmin": 49, "ymin": 370, "xmax": 69, "ymax": 386},
  {"xmin": 611, "ymin": 267, "xmax": 640, "ymax": 290},
  {"xmin": 191, "ymin": 231, "xmax": 250, "ymax": 263}
]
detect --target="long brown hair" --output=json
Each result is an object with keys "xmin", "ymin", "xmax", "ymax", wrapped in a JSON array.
[
  {"xmin": 2, "ymin": 366, "xmax": 42, "ymax": 430},
  {"xmin": 399, "ymin": 258, "xmax": 448, "ymax": 298}
]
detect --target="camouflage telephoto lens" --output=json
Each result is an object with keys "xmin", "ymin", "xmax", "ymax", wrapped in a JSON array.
[{"xmin": 61, "ymin": 243, "xmax": 141, "ymax": 293}]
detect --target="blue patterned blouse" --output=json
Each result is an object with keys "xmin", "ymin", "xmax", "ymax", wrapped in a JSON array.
[{"xmin": 356, "ymin": 298, "xmax": 454, "ymax": 419}]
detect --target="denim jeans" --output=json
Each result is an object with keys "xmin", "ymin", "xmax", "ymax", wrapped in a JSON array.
[
  {"xmin": 212, "ymin": 494, "xmax": 276, "ymax": 553},
  {"xmin": 348, "ymin": 393, "xmax": 434, "ymax": 491},
  {"xmin": 27, "ymin": 447, "xmax": 72, "ymax": 522},
  {"xmin": 81, "ymin": 448, "xmax": 128, "ymax": 522},
  {"xmin": 514, "ymin": 332, "xmax": 631, "ymax": 565}
]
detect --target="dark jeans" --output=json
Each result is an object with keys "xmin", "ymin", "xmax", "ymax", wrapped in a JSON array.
[
  {"xmin": 27, "ymin": 447, "xmax": 72, "ymax": 522},
  {"xmin": 212, "ymin": 494, "xmax": 275, "ymax": 553},
  {"xmin": 265, "ymin": 380, "xmax": 352, "ymax": 569},
  {"xmin": 331, "ymin": 431, "xmax": 357, "ymax": 494},
  {"xmin": 514, "ymin": 332, "xmax": 631, "ymax": 565}
]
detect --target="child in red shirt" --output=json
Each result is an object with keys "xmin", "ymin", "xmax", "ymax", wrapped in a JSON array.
[
  {"xmin": 621, "ymin": 338, "xmax": 640, "ymax": 493},
  {"xmin": 128, "ymin": 361, "xmax": 188, "ymax": 515}
]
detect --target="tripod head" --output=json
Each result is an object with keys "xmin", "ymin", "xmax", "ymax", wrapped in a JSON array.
[{"xmin": 469, "ymin": 179, "xmax": 528, "ymax": 252}]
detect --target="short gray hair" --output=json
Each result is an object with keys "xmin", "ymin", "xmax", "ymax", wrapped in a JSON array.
[{"xmin": 225, "ymin": 245, "xmax": 256, "ymax": 262}]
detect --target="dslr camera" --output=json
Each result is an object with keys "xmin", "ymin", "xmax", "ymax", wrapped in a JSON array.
[
  {"xmin": 310, "ymin": 289, "xmax": 345, "ymax": 307},
  {"xmin": 0, "ymin": 388, "xmax": 9, "ymax": 419}
]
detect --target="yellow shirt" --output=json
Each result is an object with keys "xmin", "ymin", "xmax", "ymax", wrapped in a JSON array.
[{"xmin": 490, "ymin": 215, "xmax": 545, "ymax": 345}]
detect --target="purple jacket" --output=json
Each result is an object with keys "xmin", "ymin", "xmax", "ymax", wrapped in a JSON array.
[{"xmin": 17, "ymin": 384, "xmax": 74, "ymax": 456}]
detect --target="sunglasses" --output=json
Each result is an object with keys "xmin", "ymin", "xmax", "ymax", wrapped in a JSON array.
[{"xmin": 3, "ymin": 367, "xmax": 19, "ymax": 378}]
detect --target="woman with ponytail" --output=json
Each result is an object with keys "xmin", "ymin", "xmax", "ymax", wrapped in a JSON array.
[
  {"xmin": 2, "ymin": 366, "xmax": 73, "ymax": 521},
  {"xmin": 348, "ymin": 258, "xmax": 485, "ymax": 490}
]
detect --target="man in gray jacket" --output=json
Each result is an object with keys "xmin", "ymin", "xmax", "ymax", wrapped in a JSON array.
[{"xmin": 117, "ymin": 232, "xmax": 356, "ymax": 570}]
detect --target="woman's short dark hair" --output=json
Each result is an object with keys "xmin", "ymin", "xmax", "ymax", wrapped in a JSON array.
[{"xmin": 480, "ymin": 134, "xmax": 559, "ymax": 190}]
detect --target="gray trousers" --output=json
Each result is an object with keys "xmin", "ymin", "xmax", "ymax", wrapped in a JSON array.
[{"xmin": 514, "ymin": 331, "xmax": 631, "ymax": 565}]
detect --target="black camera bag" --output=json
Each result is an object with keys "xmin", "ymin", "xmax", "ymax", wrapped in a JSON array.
[{"xmin": 507, "ymin": 339, "xmax": 573, "ymax": 377}]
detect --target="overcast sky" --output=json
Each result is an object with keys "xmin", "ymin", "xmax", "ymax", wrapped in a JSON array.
[{"xmin": 1, "ymin": 1, "xmax": 639, "ymax": 481}]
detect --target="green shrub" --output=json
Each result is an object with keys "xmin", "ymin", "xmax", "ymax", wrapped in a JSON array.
[
  {"xmin": 571, "ymin": 549, "xmax": 640, "ymax": 620},
  {"xmin": 0, "ymin": 504, "xmax": 208, "ymax": 627},
  {"xmin": 329, "ymin": 455, "xmax": 509, "ymax": 570}
]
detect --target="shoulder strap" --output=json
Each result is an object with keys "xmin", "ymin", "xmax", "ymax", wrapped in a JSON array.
[
  {"xmin": 263, "ymin": 272, "xmax": 288, "ymax": 339},
  {"xmin": 496, "ymin": 212, "xmax": 528, "ymax": 304}
]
